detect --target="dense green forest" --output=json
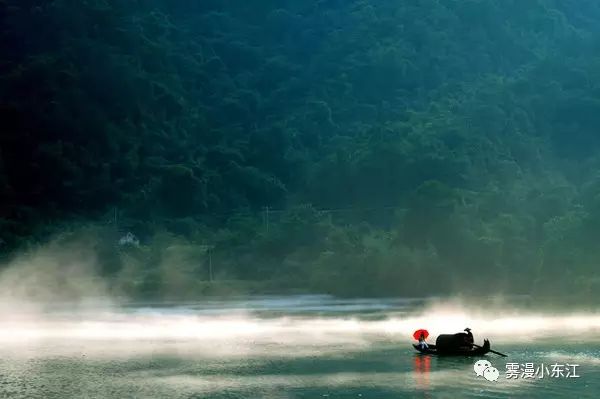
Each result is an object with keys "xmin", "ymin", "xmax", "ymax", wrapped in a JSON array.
[{"xmin": 2, "ymin": 0, "xmax": 600, "ymax": 300}]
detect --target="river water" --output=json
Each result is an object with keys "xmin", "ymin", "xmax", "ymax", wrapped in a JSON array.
[{"xmin": 1, "ymin": 296, "xmax": 599, "ymax": 398}]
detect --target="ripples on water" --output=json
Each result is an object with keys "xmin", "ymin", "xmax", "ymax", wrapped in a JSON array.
[{"xmin": 1, "ymin": 296, "xmax": 599, "ymax": 398}]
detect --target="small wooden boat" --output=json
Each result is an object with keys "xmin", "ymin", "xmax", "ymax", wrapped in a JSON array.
[{"xmin": 413, "ymin": 338, "xmax": 491, "ymax": 356}]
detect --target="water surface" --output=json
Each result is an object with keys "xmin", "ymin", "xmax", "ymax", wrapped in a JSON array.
[{"xmin": 1, "ymin": 296, "xmax": 599, "ymax": 398}]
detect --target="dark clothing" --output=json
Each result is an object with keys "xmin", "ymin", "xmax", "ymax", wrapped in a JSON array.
[
  {"xmin": 466, "ymin": 331, "xmax": 473, "ymax": 342},
  {"xmin": 463, "ymin": 331, "xmax": 474, "ymax": 349}
]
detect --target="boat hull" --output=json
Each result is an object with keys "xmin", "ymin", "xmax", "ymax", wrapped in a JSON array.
[{"xmin": 413, "ymin": 339, "xmax": 491, "ymax": 356}]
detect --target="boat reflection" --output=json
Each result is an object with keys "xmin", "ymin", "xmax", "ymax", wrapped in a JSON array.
[{"xmin": 413, "ymin": 354, "xmax": 431, "ymax": 391}]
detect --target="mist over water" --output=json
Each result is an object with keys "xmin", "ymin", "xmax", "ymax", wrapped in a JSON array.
[
  {"xmin": 2, "ymin": 290, "xmax": 600, "ymax": 398},
  {"xmin": 1, "ymin": 247, "xmax": 599, "ymax": 398},
  {"xmin": 2, "ymin": 296, "xmax": 600, "ymax": 358}
]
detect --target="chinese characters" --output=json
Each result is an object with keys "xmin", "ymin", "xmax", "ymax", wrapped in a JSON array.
[{"xmin": 505, "ymin": 363, "xmax": 580, "ymax": 379}]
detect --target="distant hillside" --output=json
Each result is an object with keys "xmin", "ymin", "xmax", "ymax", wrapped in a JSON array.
[{"xmin": 2, "ymin": 0, "xmax": 600, "ymax": 299}]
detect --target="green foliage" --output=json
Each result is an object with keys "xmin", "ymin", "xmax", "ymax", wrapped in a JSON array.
[{"xmin": 2, "ymin": 0, "xmax": 600, "ymax": 299}]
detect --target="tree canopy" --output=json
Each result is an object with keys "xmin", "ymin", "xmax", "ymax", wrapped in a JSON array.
[{"xmin": 2, "ymin": 0, "xmax": 600, "ymax": 300}]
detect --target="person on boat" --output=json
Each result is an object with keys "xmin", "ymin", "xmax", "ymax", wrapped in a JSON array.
[
  {"xmin": 462, "ymin": 328, "xmax": 474, "ymax": 350},
  {"xmin": 418, "ymin": 332, "xmax": 429, "ymax": 349}
]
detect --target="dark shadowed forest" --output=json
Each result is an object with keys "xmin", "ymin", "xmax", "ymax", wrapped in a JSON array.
[{"xmin": 2, "ymin": 0, "xmax": 600, "ymax": 300}]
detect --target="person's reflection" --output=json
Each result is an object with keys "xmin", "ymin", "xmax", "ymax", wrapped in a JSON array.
[{"xmin": 413, "ymin": 354, "xmax": 431, "ymax": 391}]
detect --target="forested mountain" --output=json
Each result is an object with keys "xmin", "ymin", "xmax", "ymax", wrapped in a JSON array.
[{"xmin": 2, "ymin": 0, "xmax": 600, "ymax": 299}]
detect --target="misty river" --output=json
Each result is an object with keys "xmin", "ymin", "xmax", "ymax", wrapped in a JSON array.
[{"xmin": 1, "ymin": 296, "xmax": 599, "ymax": 398}]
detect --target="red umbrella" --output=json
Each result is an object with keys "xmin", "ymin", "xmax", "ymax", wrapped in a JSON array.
[{"xmin": 413, "ymin": 329, "xmax": 429, "ymax": 341}]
